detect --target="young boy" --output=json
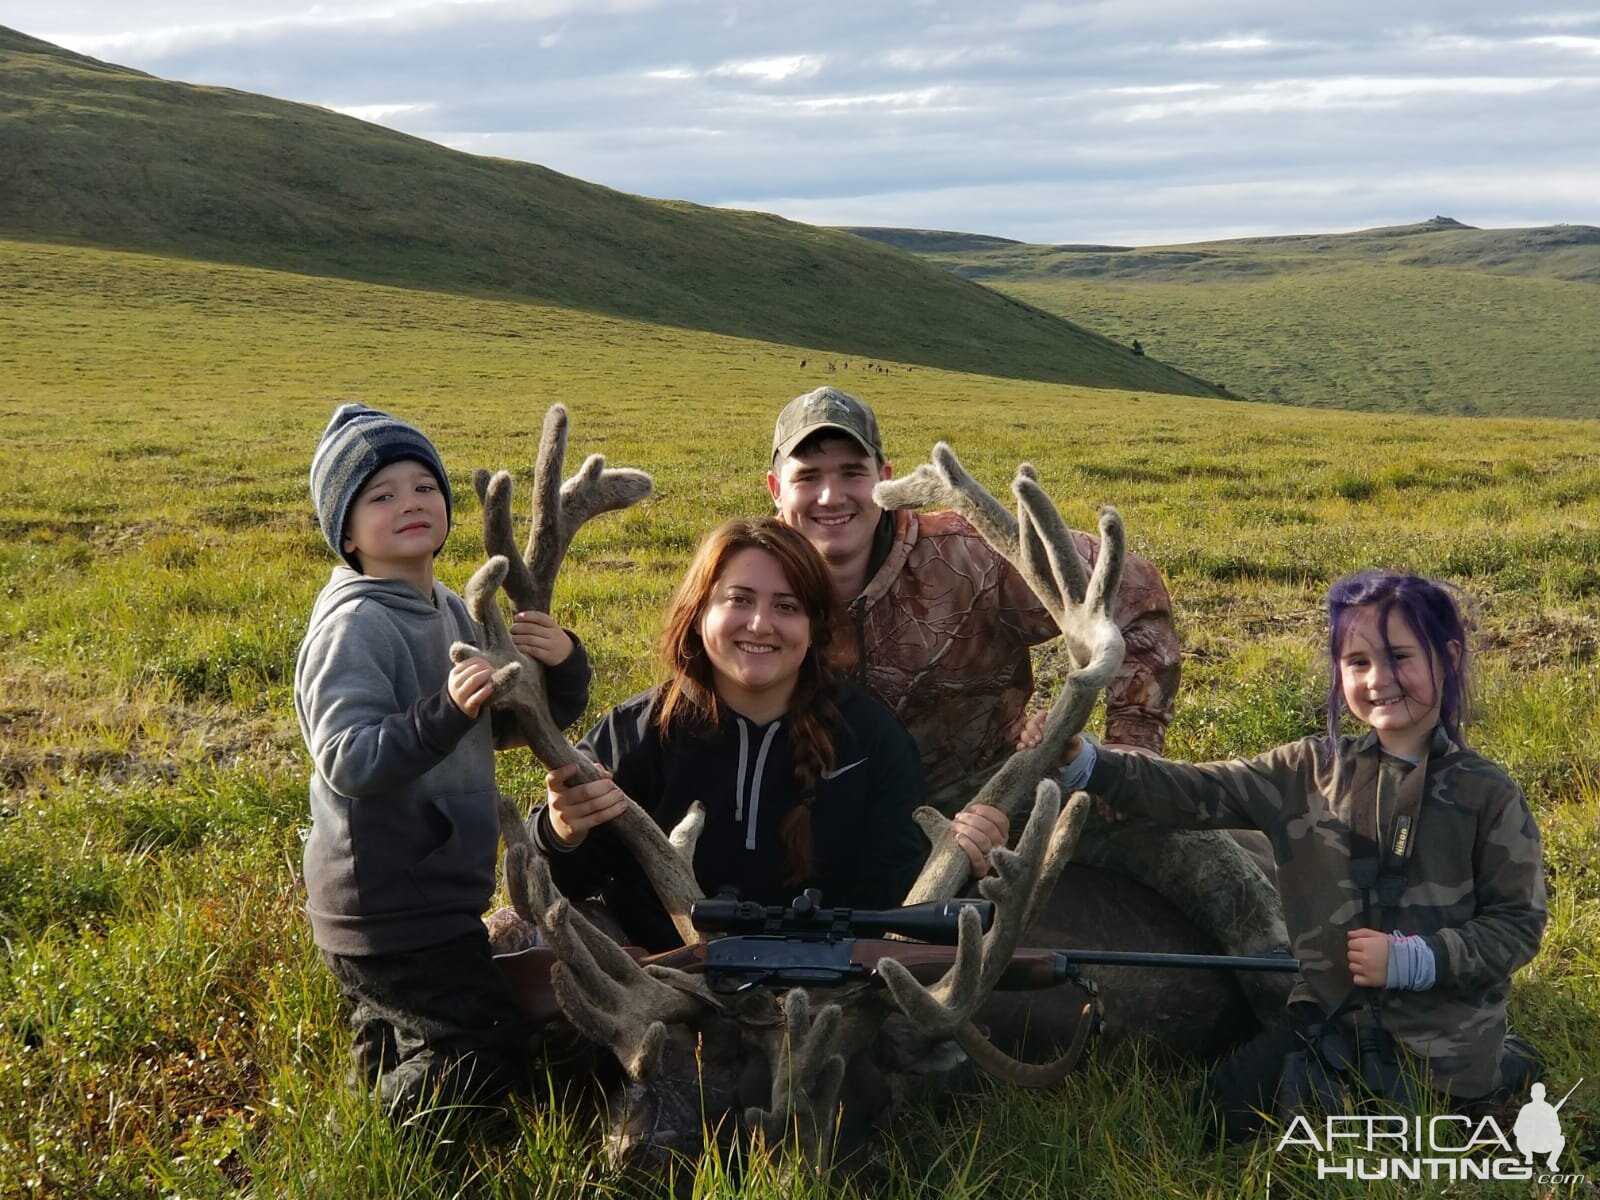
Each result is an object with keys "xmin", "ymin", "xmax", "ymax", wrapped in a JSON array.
[{"xmin": 294, "ymin": 402, "xmax": 591, "ymax": 1117}]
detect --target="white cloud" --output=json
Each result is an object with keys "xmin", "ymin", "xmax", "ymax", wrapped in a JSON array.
[
  {"xmin": 1525, "ymin": 35, "xmax": 1600, "ymax": 55},
  {"xmin": 879, "ymin": 45, "xmax": 1022, "ymax": 71},
  {"xmin": 1111, "ymin": 73, "xmax": 1600, "ymax": 122},
  {"xmin": 334, "ymin": 100, "xmax": 436, "ymax": 121},
  {"xmin": 1178, "ymin": 34, "xmax": 1274, "ymax": 52},
  {"xmin": 792, "ymin": 87, "xmax": 956, "ymax": 111},
  {"xmin": 1104, "ymin": 82, "xmax": 1223, "ymax": 96},
  {"xmin": 708, "ymin": 54, "xmax": 822, "ymax": 83},
  {"xmin": 1508, "ymin": 12, "xmax": 1600, "ymax": 30}
]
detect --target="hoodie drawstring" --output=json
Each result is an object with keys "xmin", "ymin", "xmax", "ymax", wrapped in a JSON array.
[
  {"xmin": 746, "ymin": 721, "xmax": 782, "ymax": 851},
  {"xmin": 732, "ymin": 716, "xmax": 783, "ymax": 850}
]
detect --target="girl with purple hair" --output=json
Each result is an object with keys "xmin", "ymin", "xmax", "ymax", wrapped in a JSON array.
[{"xmin": 1043, "ymin": 569, "xmax": 1547, "ymax": 1141}]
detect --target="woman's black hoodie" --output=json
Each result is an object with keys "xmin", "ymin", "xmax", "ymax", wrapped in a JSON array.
[{"xmin": 536, "ymin": 681, "xmax": 928, "ymax": 950}]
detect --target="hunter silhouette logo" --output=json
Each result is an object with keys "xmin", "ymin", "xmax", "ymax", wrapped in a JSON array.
[
  {"xmin": 1275, "ymin": 1078, "xmax": 1589, "ymax": 1185},
  {"xmin": 1514, "ymin": 1079, "xmax": 1580, "ymax": 1171}
]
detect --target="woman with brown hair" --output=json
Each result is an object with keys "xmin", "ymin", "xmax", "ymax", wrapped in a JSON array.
[{"xmin": 533, "ymin": 517, "xmax": 1007, "ymax": 950}]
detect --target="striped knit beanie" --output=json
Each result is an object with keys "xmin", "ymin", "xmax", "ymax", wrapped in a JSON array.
[{"xmin": 309, "ymin": 403, "xmax": 453, "ymax": 567}]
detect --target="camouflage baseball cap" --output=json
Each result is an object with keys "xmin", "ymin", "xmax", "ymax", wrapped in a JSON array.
[{"xmin": 771, "ymin": 387, "xmax": 883, "ymax": 463}]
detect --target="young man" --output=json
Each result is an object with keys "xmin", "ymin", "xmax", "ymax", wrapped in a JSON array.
[
  {"xmin": 767, "ymin": 386, "xmax": 1180, "ymax": 805},
  {"xmin": 767, "ymin": 387, "xmax": 1291, "ymax": 1020}
]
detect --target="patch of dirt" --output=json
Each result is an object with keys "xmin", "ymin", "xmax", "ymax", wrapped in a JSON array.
[
  {"xmin": 1479, "ymin": 609, "xmax": 1600, "ymax": 667},
  {"xmin": 0, "ymin": 668, "xmax": 300, "ymax": 799}
]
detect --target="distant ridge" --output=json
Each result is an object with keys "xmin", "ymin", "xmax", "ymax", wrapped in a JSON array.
[
  {"xmin": 848, "ymin": 219, "xmax": 1600, "ymax": 285},
  {"xmin": 836, "ymin": 228, "xmax": 1026, "ymax": 254},
  {"xmin": 0, "ymin": 26, "xmax": 1224, "ymax": 397},
  {"xmin": 848, "ymin": 218, "xmax": 1600, "ymax": 416}
]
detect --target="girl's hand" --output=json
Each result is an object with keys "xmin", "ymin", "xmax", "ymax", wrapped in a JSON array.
[
  {"xmin": 512, "ymin": 611, "xmax": 575, "ymax": 666},
  {"xmin": 448, "ymin": 655, "xmax": 496, "ymax": 718},
  {"xmin": 1346, "ymin": 927, "xmax": 1391, "ymax": 987},
  {"xmin": 951, "ymin": 803, "xmax": 1010, "ymax": 878},
  {"xmin": 545, "ymin": 761, "xmax": 628, "ymax": 847}
]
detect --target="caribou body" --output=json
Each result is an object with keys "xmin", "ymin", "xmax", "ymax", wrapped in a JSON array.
[{"xmin": 457, "ymin": 407, "xmax": 1263, "ymax": 1172}]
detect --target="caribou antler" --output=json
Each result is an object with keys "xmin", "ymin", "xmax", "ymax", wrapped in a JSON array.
[
  {"xmin": 878, "ymin": 443, "xmax": 1125, "ymax": 903},
  {"xmin": 453, "ymin": 404, "xmax": 707, "ymax": 945},
  {"xmin": 745, "ymin": 990, "xmax": 851, "ymax": 1170},
  {"xmin": 880, "ymin": 779, "xmax": 1064, "ymax": 1033},
  {"xmin": 863, "ymin": 444, "xmax": 1119, "ymax": 1087},
  {"xmin": 506, "ymin": 842, "xmax": 718, "ymax": 1077}
]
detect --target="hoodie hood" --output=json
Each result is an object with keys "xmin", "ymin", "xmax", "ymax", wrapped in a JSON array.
[{"xmin": 305, "ymin": 565, "xmax": 444, "ymax": 630}]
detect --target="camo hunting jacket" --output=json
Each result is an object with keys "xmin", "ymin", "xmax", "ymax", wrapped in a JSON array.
[
  {"xmin": 1087, "ymin": 728, "xmax": 1547, "ymax": 1097},
  {"xmin": 834, "ymin": 509, "xmax": 1180, "ymax": 797}
]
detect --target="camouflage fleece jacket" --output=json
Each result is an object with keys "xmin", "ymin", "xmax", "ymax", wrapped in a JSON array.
[
  {"xmin": 834, "ymin": 509, "xmax": 1180, "ymax": 797},
  {"xmin": 1087, "ymin": 727, "xmax": 1547, "ymax": 1097}
]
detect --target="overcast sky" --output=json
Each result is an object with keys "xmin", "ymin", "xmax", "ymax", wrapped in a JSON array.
[{"xmin": 12, "ymin": 1, "xmax": 1600, "ymax": 245}]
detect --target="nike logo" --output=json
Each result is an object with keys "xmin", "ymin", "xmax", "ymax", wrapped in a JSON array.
[{"xmin": 821, "ymin": 758, "xmax": 866, "ymax": 780}]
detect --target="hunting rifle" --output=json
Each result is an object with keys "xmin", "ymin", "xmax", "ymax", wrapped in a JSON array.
[{"xmin": 495, "ymin": 889, "xmax": 1299, "ymax": 1026}]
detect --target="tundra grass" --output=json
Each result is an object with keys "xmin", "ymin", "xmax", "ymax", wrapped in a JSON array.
[{"xmin": 2, "ymin": 238, "xmax": 1597, "ymax": 1197}]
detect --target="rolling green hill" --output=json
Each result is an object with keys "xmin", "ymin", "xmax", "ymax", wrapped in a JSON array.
[
  {"xmin": 846, "ymin": 219, "xmax": 1600, "ymax": 416},
  {"xmin": 0, "ymin": 26, "xmax": 1221, "ymax": 398}
]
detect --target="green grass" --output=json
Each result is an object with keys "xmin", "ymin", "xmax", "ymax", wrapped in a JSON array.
[
  {"xmin": 2, "ymin": 238, "xmax": 1597, "ymax": 1197},
  {"xmin": 0, "ymin": 25, "xmax": 1221, "ymax": 398},
  {"xmin": 847, "ymin": 220, "xmax": 1600, "ymax": 418}
]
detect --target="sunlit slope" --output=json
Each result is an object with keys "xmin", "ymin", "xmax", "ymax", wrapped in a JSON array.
[
  {"xmin": 7, "ymin": 234, "xmax": 1597, "ymax": 608},
  {"xmin": 846, "ymin": 220, "xmax": 1600, "ymax": 416},
  {"xmin": 0, "ymin": 27, "xmax": 1221, "ymax": 396}
]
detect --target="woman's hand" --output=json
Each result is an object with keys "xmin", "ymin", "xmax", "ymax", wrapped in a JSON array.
[
  {"xmin": 545, "ymin": 760, "xmax": 628, "ymax": 847},
  {"xmin": 1346, "ymin": 927, "xmax": 1391, "ymax": 987},
  {"xmin": 951, "ymin": 803, "xmax": 1010, "ymax": 878},
  {"xmin": 512, "ymin": 611, "xmax": 575, "ymax": 666}
]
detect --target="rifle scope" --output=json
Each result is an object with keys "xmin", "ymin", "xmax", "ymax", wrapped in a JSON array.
[{"xmin": 690, "ymin": 891, "xmax": 995, "ymax": 945}]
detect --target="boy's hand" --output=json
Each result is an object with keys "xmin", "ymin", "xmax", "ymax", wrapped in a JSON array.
[
  {"xmin": 448, "ymin": 656, "xmax": 497, "ymax": 718},
  {"xmin": 951, "ymin": 803, "xmax": 1009, "ymax": 878},
  {"xmin": 1347, "ymin": 927, "xmax": 1391, "ymax": 987},
  {"xmin": 511, "ymin": 611, "xmax": 574, "ymax": 666},
  {"xmin": 545, "ymin": 761, "xmax": 628, "ymax": 847}
]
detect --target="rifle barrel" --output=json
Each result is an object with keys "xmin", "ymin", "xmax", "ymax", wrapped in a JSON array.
[{"xmin": 1051, "ymin": 949, "xmax": 1300, "ymax": 975}]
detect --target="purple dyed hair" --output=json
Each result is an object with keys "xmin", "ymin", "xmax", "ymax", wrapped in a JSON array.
[{"xmin": 1326, "ymin": 570, "xmax": 1471, "ymax": 747}]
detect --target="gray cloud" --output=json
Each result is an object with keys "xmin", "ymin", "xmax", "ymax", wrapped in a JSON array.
[{"xmin": 10, "ymin": 1, "xmax": 1598, "ymax": 242}]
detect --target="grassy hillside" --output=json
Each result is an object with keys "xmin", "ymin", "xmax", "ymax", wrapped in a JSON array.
[
  {"xmin": 847, "ymin": 219, "xmax": 1600, "ymax": 417},
  {"xmin": 2, "ymin": 237, "xmax": 1597, "ymax": 1197},
  {"xmin": 0, "ymin": 26, "xmax": 1223, "ymax": 398}
]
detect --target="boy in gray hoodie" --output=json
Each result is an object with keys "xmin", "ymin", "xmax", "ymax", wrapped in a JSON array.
[{"xmin": 294, "ymin": 403, "xmax": 591, "ymax": 1117}]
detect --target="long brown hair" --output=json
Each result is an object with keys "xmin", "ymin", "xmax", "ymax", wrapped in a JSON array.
[{"xmin": 654, "ymin": 518, "xmax": 842, "ymax": 883}]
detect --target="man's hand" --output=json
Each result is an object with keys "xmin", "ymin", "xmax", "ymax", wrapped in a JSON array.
[
  {"xmin": 448, "ymin": 655, "xmax": 497, "ymax": 718},
  {"xmin": 512, "ymin": 611, "xmax": 575, "ymax": 666},
  {"xmin": 1016, "ymin": 712, "xmax": 1122, "ymax": 822},
  {"xmin": 545, "ymin": 760, "xmax": 628, "ymax": 847},
  {"xmin": 1347, "ymin": 927, "xmax": 1391, "ymax": 988},
  {"xmin": 951, "ymin": 803, "xmax": 1010, "ymax": 878}
]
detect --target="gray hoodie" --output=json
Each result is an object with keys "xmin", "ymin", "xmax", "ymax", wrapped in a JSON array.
[{"xmin": 294, "ymin": 567, "xmax": 588, "ymax": 955}]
